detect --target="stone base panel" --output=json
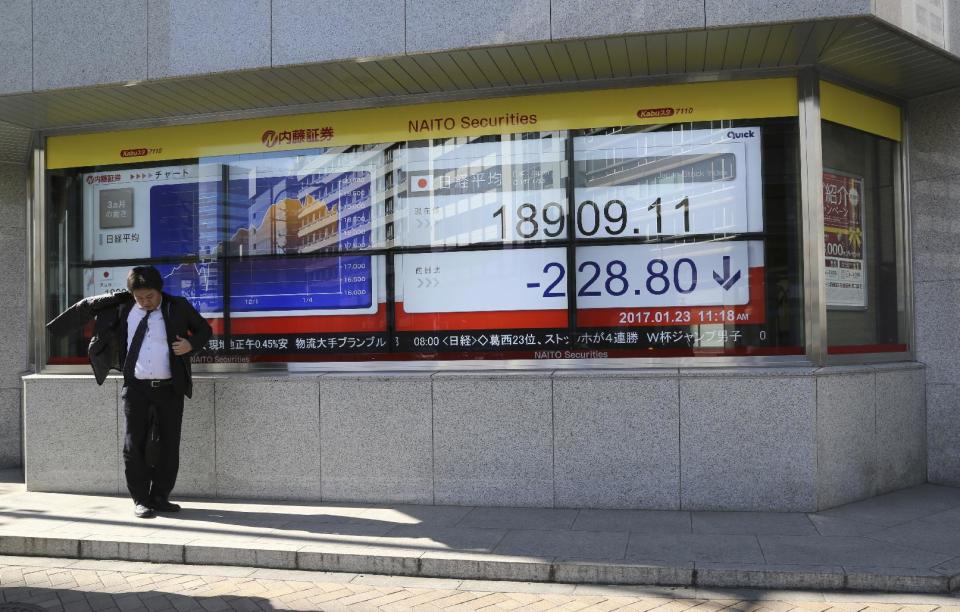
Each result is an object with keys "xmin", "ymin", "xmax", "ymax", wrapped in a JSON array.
[{"xmin": 22, "ymin": 364, "xmax": 926, "ymax": 512}]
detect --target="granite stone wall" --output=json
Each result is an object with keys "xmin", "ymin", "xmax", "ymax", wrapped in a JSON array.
[
  {"xmin": 0, "ymin": 163, "xmax": 27, "ymax": 469},
  {"xmin": 909, "ymin": 87, "xmax": 960, "ymax": 486},
  {"xmin": 22, "ymin": 365, "xmax": 925, "ymax": 510}
]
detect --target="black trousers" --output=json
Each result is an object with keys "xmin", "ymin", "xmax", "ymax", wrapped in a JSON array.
[{"xmin": 121, "ymin": 381, "xmax": 184, "ymax": 505}]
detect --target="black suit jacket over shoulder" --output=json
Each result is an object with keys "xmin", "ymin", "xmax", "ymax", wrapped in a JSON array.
[
  {"xmin": 46, "ymin": 291, "xmax": 131, "ymax": 384},
  {"xmin": 46, "ymin": 291, "xmax": 213, "ymax": 398}
]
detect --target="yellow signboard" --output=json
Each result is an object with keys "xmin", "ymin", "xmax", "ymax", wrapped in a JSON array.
[
  {"xmin": 820, "ymin": 81, "xmax": 902, "ymax": 141},
  {"xmin": 47, "ymin": 77, "xmax": 799, "ymax": 170}
]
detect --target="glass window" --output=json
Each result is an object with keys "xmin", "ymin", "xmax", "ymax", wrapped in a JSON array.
[
  {"xmin": 821, "ymin": 121, "xmax": 906, "ymax": 354},
  {"xmin": 44, "ymin": 118, "xmax": 803, "ymax": 364},
  {"xmin": 568, "ymin": 120, "xmax": 803, "ymax": 356}
]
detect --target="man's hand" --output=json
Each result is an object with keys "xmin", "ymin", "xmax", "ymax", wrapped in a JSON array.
[{"xmin": 172, "ymin": 335, "xmax": 192, "ymax": 356}]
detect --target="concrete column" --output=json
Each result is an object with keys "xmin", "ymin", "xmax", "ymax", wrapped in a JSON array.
[
  {"xmin": 0, "ymin": 162, "xmax": 27, "ymax": 468},
  {"xmin": 909, "ymin": 88, "xmax": 960, "ymax": 486}
]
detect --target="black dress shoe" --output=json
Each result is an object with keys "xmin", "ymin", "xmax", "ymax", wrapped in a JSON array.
[
  {"xmin": 151, "ymin": 499, "xmax": 181, "ymax": 513},
  {"xmin": 134, "ymin": 503, "xmax": 156, "ymax": 519}
]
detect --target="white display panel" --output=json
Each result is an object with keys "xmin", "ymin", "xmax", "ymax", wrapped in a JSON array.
[
  {"xmin": 573, "ymin": 127, "xmax": 763, "ymax": 237},
  {"xmin": 82, "ymin": 164, "xmax": 214, "ymax": 261},
  {"xmin": 396, "ymin": 241, "xmax": 755, "ymax": 315},
  {"xmin": 395, "ymin": 138, "xmax": 567, "ymax": 247},
  {"xmin": 397, "ymin": 248, "xmax": 568, "ymax": 313},
  {"xmin": 574, "ymin": 241, "xmax": 752, "ymax": 308}
]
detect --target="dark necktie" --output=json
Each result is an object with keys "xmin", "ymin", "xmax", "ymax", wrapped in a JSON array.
[{"xmin": 123, "ymin": 311, "xmax": 151, "ymax": 381}]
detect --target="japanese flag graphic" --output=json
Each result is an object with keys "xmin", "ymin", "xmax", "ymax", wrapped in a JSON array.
[{"xmin": 410, "ymin": 174, "xmax": 433, "ymax": 193}]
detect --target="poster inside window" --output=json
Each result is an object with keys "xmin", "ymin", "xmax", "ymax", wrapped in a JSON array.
[{"xmin": 821, "ymin": 120, "xmax": 906, "ymax": 353}]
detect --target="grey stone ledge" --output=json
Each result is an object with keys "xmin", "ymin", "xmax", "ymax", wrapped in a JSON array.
[
  {"xmin": 432, "ymin": 370, "xmax": 559, "ymax": 380},
  {"xmin": 298, "ymin": 550, "xmax": 422, "ymax": 575},
  {"xmin": 418, "ymin": 555, "xmax": 551, "ymax": 582},
  {"xmin": 87, "ymin": 540, "xmax": 183, "ymax": 564},
  {"xmin": 23, "ymin": 374, "xmax": 99, "ymax": 381},
  {"xmin": 206, "ymin": 373, "xmax": 324, "ymax": 383},
  {"xmin": 185, "ymin": 544, "xmax": 297, "ymax": 570},
  {"xmin": 552, "ymin": 368, "xmax": 680, "ymax": 379},
  {"xmin": 320, "ymin": 371, "xmax": 434, "ymax": 380},
  {"xmin": 868, "ymin": 362, "xmax": 925, "ymax": 373},
  {"xmin": 554, "ymin": 560, "xmax": 693, "ymax": 585},
  {"xmin": 25, "ymin": 364, "xmax": 925, "ymax": 383},
  {"xmin": 842, "ymin": 566, "xmax": 953, "ymax": 594},
  {"xmin": 694, "ymin": 562, "xmax": 845, "ymax": 590},
  {"xmin": 814, "ymin": 365, "xmax": 898, "ymax": 376},
  {"xmin": 678, "ymin": 367, "xmax": 817, "ymax": 378},
  {"xmin": 0, "ymin": 535, "xmax": 81, "ymax": 559},
  {"xmin": 811, "ymin": 365, "xmax": 876, "ymax": 377}
]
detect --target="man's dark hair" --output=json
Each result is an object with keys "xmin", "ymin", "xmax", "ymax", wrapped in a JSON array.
[{"xmin": 126, "ymin": 266, "xmax": 164, "ymax": 292}]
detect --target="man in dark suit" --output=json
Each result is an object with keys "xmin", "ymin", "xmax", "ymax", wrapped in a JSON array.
[
  {"xmin": 47, "ymin": 265, "xmax": 212, "ymax": 518},
  {"xmin": 120, "ymin": 266, "xmax": 212, "ymax": 518}
]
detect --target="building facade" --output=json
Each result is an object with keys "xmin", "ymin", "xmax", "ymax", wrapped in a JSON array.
[{"xmin": 3, "ymin": 0, "xmax": 960, "ymax": 511}]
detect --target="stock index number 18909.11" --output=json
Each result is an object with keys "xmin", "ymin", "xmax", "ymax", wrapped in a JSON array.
[{"xmin": 492, "ymin": 197, "xmax": 692, "ymax": 241}]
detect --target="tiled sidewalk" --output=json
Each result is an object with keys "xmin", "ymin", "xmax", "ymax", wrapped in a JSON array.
[
  {"xmin": 2, "ymin": 555, "xmax": 960, "ymax": 612},
  {"xmin": 1, "ymin": 473, "xmax": 958, "ymax": 594}
]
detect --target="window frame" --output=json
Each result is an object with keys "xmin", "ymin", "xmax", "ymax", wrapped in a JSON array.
[{"xmin": 28, "ymin": 72, "xmax": 914, "ymax": 373}]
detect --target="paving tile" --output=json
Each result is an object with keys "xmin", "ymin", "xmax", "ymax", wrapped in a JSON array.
[
  {"xmin": 383, "ymin": 587, "xmax": 458, "ymax": 607},
  {"xmin": 360, "ymin": 504, "xmax": 474, "ymax": 526},
  {"xmin": 558, "ymin": 596, "xmax": 614, "ymax": 611},
  {"xmin": 351, "ymin": 573, "xmax": 463, "ymax": 590},
  {"xmin": 819, "ymin": 590, "xmax": 960, "ymax": 605},
  {"xmin": 626, "ymin": 533, "xmax": 765, "ymax": 564},
  {"xmin": 459, "ymin": 580, "xmax": 578, "ymax": 594},
  {"xmin": 375, "ymin": 524, "xmax": 507, "ymax": 553},
  {"xmin": 868, "ymin": 507, "xmax": 960, "ymax": 556},
  {"xmin": 785, "ymin": 604, "xmax": 832, "ymax": 612},
  {"xmin": 692, "ymin": 512, "xmax": 818, "ymax": 536},
  {"xmin": 684, "ymin": 601, "xmax": 742, "ymax": 612},
  {"xmin": 364, "ymin": 588, "xmax": 425, "ymax": 607},
  {"xmin": 248, "ymin": 568, "xmax": 356, "ymax": 582},
  {"xmin": 457, "ymin": 507, "xmax": 579, "ymax": 531},
  {"xmin": 3, "ymin": 488, "xmax": 960, "ymax": 600},
  {"xmin": 446, "ymin": 592, "xmax": 512, "ymax": 610},
  {"xmin": 573, "ymin": 510, "xmax": 691, "ymax": 534},
  {"xmin": 815, "ymin": 484, "xmax": 960, "ymax": 526},
  {"xmin": 590, "ymin": 597, "xmax": 651, "ymax": 611},
  {"xmin": 805, "ymin": 514, "xmax": 885, "ymax": 537},
  {"xmin": 758, "ymin": 535, "xmax": 955, "ymax": 568},
  {"xmin": 335, "ymin": 586, "xmax": 396, "ymax": 605},
  {"xmin": 494, "ymin": 529, "xmax": 628, "ymax": 562},
  {"xmin": 573, "ymin": 585, "xmax": 699, "ymax": 598},
  {"xmin": 0, "ymin": 555, "xmax": 77, "ymax": 568},
  {"xmin": 425, "ymin": 590, "xmax": 491, "ymax": 608},
  {"xmin": 932, "ymin": 555, "xmax": 960, "ymax": 575},
  {"xmin": 644, "ymin": 600, "xmax": 708, "ymax": 612}
]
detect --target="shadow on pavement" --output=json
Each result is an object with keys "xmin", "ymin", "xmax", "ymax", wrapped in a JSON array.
[{"xmin": 0, "ymin": 585, "xmax": 283, "ymax": 611}]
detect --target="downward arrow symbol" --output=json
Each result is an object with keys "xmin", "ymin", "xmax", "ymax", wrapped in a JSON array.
[{"xmin": 712, "ymin": 256, "xmax": 742, "ymax": 290}]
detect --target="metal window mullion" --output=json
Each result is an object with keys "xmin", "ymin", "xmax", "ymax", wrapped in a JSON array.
[
  {"xmin": 898, "ymin": 108, "xmax": 915, "ymax": 360},
  {"xmin": 31, "ymin": 143, "xmax": 45, "ymax": 373},
  {"xmin": 798, "ymin": 71, "xmax": 827, "ymax": 366}
]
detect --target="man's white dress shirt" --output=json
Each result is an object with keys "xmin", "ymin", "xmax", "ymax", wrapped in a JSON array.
[{"xmin": 126, "ymin": 299, "xmax": 172, "ymax": 380}]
